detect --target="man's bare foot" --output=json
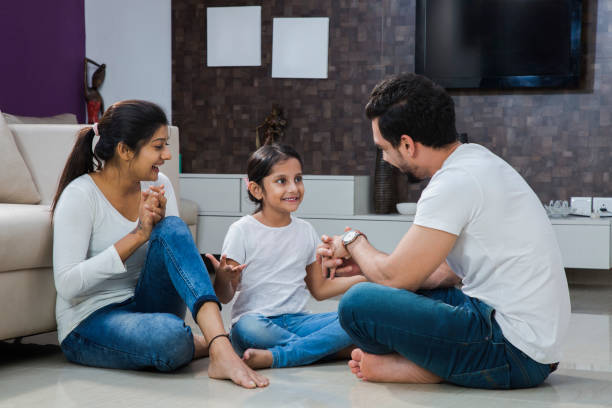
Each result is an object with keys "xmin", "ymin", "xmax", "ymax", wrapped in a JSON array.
[
  {"xmin": 242, "ymin": 348, "xmax": 273, "ymax": 369},
  {"xmin": 207, "ymin": 338, "xmax": 269, "ymax": 388},
  {"xmin": 348, "ymin": 348, "xmax": 442, "ymax": 383},
  {"xmin": 333, "ymin": 345, "xmax": 356, "ymax": 360},
  {"xmin": 193, "ymin": 334, "xmax": 209, "ymax": 359}
]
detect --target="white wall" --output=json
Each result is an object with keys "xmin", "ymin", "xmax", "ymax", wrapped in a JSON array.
[{"xmin": 84, "ymin": 0, "xmax": 172, "ymax": 121}]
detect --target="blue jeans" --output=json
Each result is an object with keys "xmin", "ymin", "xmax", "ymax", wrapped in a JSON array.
[
  {"xmin": 230, "ymin": 312, "xmax": 353, "ymax": 368},
  {"xmin": 338, "ymin": 282, "xmax": 555, "ymax": 389},
  {"xmin": 60, "ymin": 216, "xmax": 220, "ymax": 372}
]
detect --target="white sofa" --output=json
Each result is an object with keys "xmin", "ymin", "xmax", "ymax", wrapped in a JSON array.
[{"xmin": 0, "ymin": 124, "xmax": 197, "ymax": 340}]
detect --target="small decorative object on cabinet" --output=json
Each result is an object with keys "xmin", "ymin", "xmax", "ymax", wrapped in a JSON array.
[
  {"xmin": 374, "ymin": 148, "xmax": 396, "ymax": 214},
  {"xmin": 255, "ymin": 104, "xmax": 287, "ymax": 148}
]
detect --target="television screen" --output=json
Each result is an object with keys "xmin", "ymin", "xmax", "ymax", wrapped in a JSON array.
[{"xmin": 415, "ymin": 0, "xmax": 583, "ymax": 89}]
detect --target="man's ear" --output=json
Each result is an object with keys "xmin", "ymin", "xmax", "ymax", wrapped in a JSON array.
[
  {"xmin": 248, "ymin": 181, "xmax": 263, "ymax": 200},
  {"xmin": 399, "ymin": 134, "xmax": 416, "ymax": 157},
  {"xmin": 116, "ymin": 141, "xmax": 135, "ymax": 161}
]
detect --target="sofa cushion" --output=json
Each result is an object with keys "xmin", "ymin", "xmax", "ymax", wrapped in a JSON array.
[
  {"xmin": 2, "ymin": 112, "xmax": 78, "ymax": 124},
  {"xmin": 0, "ymin": 112, "xmax": 41, "ymax": 204},
  {"xmin": 0, "ymin": 204, "xmax": 52, "ymax": 272}
]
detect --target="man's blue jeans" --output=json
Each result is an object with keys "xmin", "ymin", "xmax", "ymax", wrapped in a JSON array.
[
  {"xmin": 338, "ymin": 282, "xmax": 555, "ymax": 389},
  {"xmin": 230, "ymin": 312, "xmax": 353, "ymax": 368},
  {"xmin": 60, "ymin": 216, "xmax": 220, "ymax": 372}
]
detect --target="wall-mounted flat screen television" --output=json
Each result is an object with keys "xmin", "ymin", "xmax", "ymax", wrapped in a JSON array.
[{"xmin": 415, "ymin": 0, "xmax": 583, "ymax": 89}]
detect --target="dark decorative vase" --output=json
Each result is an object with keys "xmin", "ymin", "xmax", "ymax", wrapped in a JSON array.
[{"xmin": 374, "ymin": 148, "xmax": 396, "ymax": 214}]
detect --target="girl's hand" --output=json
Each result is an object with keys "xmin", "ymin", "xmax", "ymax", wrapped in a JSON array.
[
  {"xmin": 316, "ymin": 226, "xmax": 356, "ymax": 279},
  {"xmin": 206, "ymin": 254, "xmax": 246, "ymax": 287},
  {"xmin": 330, "ymin": 234, "xmax": 350, "ymax": 259}
]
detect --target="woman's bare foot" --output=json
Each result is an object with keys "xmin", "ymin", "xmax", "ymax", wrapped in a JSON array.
[
  {"xmin": 193, "ymin": 334, "xmax": 209, "ymax": 359},
  {"xmin": 207, "ymin": 338, "xmax": 269, "ymax": 388},
  {"xmin": 348, "ymin": 348, "xmax": 442, "ymax": 383},
  {"xmin": 242, "ymin": 348, "xmax": 273, "ymax": 369}
]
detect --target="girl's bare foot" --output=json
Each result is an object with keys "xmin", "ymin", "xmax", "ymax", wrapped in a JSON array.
[
  {"xmin": 193, "ymin": 334, "xmax": 209, "ymax": 359},
  {"xmin": 242, "ymin": 348, "xmax": 274, "ymax": 369},
  {"xmin": 348, "ymin": 348, "xmax": 442, "ymax": 383},
  {"xmin": 207, "ymin": 338, "xmax": 269, "ymax": 388}
]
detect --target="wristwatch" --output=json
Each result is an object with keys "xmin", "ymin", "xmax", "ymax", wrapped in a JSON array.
[{"xmin": 341, "ymin": 230, "xmax": 364, "ymax": 248}]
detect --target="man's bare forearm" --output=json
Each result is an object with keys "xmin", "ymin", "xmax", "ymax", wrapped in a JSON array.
[
  {"xmin": 347, "ymin": 236, "xmax": 396, "ymax": 286},
  {"xmin": 419, "ymin": 262, "xmax": 461, "ymax": 290}
]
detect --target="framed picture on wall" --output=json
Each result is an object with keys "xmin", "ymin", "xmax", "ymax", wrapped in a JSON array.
[
  {"xmin": 272, "ymin": 17, "xmax": 329, "ymax": 79},
  {"xmin": 207, "ymin": 6, "xmax": 262, "ymax": 67}
]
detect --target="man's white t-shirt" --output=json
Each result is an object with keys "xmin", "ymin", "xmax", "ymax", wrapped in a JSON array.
[
  {"xmin": 222, "ymin": 215, "xmax": 320, "ymax": 325},
  {"xmin": 53, "ymin": 173, "xmax": 179, "ymax": 343},
  {"xmin": 413, "ymin": 143, "xmax": 570, "ymax": 364}
]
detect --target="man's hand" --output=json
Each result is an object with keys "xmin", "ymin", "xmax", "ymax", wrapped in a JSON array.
[{"xmin": 419, "ymin": 261, "xmax": 461, "ymax": 289}]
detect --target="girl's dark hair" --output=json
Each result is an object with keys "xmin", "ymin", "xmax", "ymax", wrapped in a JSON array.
[
  {"xmin": 51, "ymin": 100, "xmax": 168, "ymax": 215},
  {"xmin": 246, "ymin": 144, "xmax": 303, "ymax": 213}
]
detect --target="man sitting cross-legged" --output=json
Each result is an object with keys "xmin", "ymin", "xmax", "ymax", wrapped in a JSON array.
[{"xmin": 318, "ymin": 73, "xmax": 570, "ymax": 389}]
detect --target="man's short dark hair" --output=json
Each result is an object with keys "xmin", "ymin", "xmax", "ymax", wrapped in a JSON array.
[{"xmin": 365, "ymin": 73, "xmax": 458, "ymax": 148}]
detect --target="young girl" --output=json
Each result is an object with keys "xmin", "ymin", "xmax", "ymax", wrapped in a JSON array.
[
  {"xmin": 52, "ymin": 100, "xmax": 267, "ymax": 389},
  {"xmin": 206, "ymin": 144, "xmax": 367, "ymax": 369}
]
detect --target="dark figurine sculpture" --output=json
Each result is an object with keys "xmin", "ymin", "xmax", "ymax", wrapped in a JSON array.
[
  {"xmin": 84, "ymin": 58, "xmax": 106, "ymax": 124},
  {"xmin": 255, "ymin": 105, "xmax": 288, "ymax": 148}
]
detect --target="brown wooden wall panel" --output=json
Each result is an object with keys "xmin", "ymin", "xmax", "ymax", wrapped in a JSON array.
[{"xmin": 173, "ymin": 0, "xmax": 611, "ymax": 205}]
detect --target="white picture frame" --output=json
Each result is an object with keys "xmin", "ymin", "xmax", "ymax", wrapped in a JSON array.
[
  {"xmin": 272, "ymin": 17, "xmax": 329, "ymax": 79},
  {"xmin": 206, "ymin": 6, "xmax": 261, "ymax": 67}
]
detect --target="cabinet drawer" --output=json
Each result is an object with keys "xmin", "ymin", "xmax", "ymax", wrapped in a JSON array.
[
  {"xmin": 180, "ymin": 177, "xmax": 241, "ymax": 213},
  {"xmin": 553, "ymin": 224, "xmax": 611, "ymax": 269}
]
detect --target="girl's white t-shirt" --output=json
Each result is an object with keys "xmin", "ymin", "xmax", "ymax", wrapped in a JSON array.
[
  {"xmin": 52, "ymin": 172, "xmax": 179, "ymax": 343},
  {"xmin": 413, "ymin": 143, "xmax": 570, "ymax": 364},
  {"xmin": 222, "ymin": 215, "xmax": 320, "ymax": 325}
]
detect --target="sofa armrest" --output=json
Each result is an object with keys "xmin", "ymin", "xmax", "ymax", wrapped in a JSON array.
[{"xmin": 179, "ymin": 198, "xmax": 199, "ymax": 242}]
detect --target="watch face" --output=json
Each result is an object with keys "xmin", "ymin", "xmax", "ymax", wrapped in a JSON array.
[{"xmin": 343, "ymin": 230, "xmax": 358, "ymax": 244}]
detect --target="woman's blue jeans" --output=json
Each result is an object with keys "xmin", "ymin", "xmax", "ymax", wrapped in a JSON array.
[
  {"xmin": 230, "ymin": 312, "xmax": 353, "ymax": 368},
  {"xmin": 60, "ymin": 216, "xmax": 220, "ymax": 372},
  {"xmin": 338, "ymin": 282, "xmax": 555, "ymax": 389}
]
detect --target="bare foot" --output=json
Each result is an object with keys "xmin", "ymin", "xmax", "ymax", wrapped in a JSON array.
[
  {"xmin": 242, "ymin": 348, "xmax": 273, "ymax": 369},
  {"xmin": 193, "ymin": 334, "xmax": 209, "ymax": 359},
  {"xmin": 207, "ymin": 338, "xmax": 269, "ymax": 388},
  {"xmin": 333, "ymin": 345, "xmax": 356, "ymax": 360},
  {"xmin": 348, "ymin": 348, "xmax": 442, "ymax": 383}
]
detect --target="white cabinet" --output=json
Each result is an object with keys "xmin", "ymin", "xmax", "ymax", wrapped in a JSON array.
[
  {"xmin": 181, "ymin": 173, "xmax": 371, "ymax": 216},
  {"xmin": 551, "ymin": 218, "xmax": 612, "ymax": 269},
  {"xmin": 180, "ymin": 175, "xmax": 242, "ymax": 213},
  {"xmin": 181, "ymin": 174, "xmax": 414, "ymax": 255},
  {"xmin": 180, "ymin": 174, "xmax": 612, "ymax": 269}
]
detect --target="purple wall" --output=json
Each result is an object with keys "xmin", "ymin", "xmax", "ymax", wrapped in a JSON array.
[{"xmin": 0, "ymin": 1, "xmax": 85, "ymax": 122}]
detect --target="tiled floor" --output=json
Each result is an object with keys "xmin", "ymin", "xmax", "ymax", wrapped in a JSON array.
[{"xmin": 2, "ymin": 284, "xmax": 612, "ymax": 408}]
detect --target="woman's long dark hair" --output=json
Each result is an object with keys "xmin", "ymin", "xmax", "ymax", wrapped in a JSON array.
[
  {"xmin": 246, "ymin": 144, "xmax": 303, "ymax": 213},
  {"xmin": 51, "ymin": 100, "xmax": 168, "ymax": 215}
]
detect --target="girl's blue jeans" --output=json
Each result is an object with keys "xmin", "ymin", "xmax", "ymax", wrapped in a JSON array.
[
  {"xmin": 230, "ymin": 312, "xmax": 353, "ymax": 368},
  {"xmin": 338, "ymin": 282, "xmax": 556, "ymax": 389},
  {"xmin": 60, "ymin": 216, "xmax": 220, "ymax": 372}
]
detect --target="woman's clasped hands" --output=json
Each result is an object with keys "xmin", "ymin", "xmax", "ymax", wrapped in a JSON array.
[{"xmin": 136, "ymin": 185, "xmax": 167, "ymax": 240}]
